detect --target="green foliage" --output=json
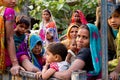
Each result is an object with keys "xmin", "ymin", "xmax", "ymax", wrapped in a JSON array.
[{"xmin": 20, "ymin": 0, "xmax": 97, "ymax": 30}]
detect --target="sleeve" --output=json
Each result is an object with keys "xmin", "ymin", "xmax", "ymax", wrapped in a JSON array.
[
  {"xmin": 4, "ymin": 8, "xmax": 15, "ymax": 21},
  {"xmin": 50, "ymin": 62, "xmax": 59, "ymax": 71},
  {"xmin": 77, "ymin": 48, "xmax": 91, "ymax": 62}
]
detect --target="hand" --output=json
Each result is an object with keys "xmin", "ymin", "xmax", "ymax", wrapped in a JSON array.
[
  {"xmin": 109, "ymin": 71, "xmax": 119, "ymax": 80},
  {"xmin": 35, "ymin": 71, "xmax": 42, "ymax": 80},
  {"xmin": 10, "ymin": 65, "xmax": 25, "ymax": 75}
]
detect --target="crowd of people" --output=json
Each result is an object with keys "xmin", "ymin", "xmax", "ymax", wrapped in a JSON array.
[{"xmin": 0, "ymin": 0, "xmax": 120, "ymax": 80}]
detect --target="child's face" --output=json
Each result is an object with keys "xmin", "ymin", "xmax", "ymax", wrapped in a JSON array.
[
  {"xmin": 46, "ymin": 32, "xmax": 53, "ymax": 40},
  {"xmin": 32, "ymin": 44, "xmax": 42, "ymax": 55},
  {"xmin": 16, "ymin": 23, "xmax": 29, "ymax": 35},
  {"xmin": 70, "ymin": 40, "xmax": 77, "ymax": 51},
  {"xmin": 42, "ymin": 11, "xmax": 51, "ymax": 22},
  {"xmin": 45, "ymin": 50, "xmax": 57, "ymax": 63},
  {"xmin": 108, "ymin": 12, "xmax": 120, "ymax": 29}
]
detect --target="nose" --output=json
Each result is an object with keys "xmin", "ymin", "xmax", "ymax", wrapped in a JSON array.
[{"xmin": 11, "ymin": 0, "xmax": 16, "ymax": 2}]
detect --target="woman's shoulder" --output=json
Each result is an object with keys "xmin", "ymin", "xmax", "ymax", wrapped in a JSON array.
[
  {"xmin": 4, "ymin": 7, "xmax": 15, "ymax": 20},
  {"xmin": 78, "ymin": 48, "xmax": 90, "ymax": 55}
]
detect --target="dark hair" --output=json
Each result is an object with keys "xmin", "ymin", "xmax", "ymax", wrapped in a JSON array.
[
  {"xmin": 42, "ymin": 9, "xmax": 51, "ymax": 17},
  {"xmin": 37, "ymin": 41, "xmax": 42, "ymax": 46},
  {"xmin": 47, "ymin": 42, "xmax": 68, "ymax": 61},
  {"xmin": 79, "ymin": 24, "xmax": 89, "ymax": 31},
  {"xmin": 114, "ymin": 4, "xmax": 120, "ymax": 14},
  {"xmin": 16, "ymin": 15, "xmax": 30, "ymax": 28}
]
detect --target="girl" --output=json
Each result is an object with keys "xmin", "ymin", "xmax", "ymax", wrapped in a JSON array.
[
  {"xmin": 65, "ymin": 39, "xmax": 78, "ymax": 64},
  {"xmin": 44, "ymin": 28, "xmax": 59, "ymax": 47},
  {"xmin": 36, "ymin": 42, "xmax": 70, "ymax": 80},
  {"xmin": 39, "ymin": 9, "xmax": 58, "ymax": 42},
  {"xmin": 14, "ymin": 15, "xmax": 30, "ymax": 52}
]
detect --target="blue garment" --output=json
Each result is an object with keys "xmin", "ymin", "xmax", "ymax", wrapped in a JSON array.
[
  {"xmin": 112, "ymin": 28, "xmax": 118, "ymax": 38},
  {"xmin": 86, "ymin": 23, "xmax": 102, "ymax": 76},
  {"xmin": 13, "ymin": 34, "xmax": 25, "ymax": 52},
  {"xmin": 29, "ymin": 34, "xmax": 45, "ymax": 70}
]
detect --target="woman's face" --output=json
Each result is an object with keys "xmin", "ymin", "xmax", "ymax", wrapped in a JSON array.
[
  {"xmin": 73, "ymin": 12, "xmax": 80, "ymax": 23},
  {"xmin": 69, "ymin": 27, "xmax": 78, "ymax": 39},
  {"xmin": 42, "ymin": 11, "xmax": 51, "ymax": 22},
  {"xmin": 32, "ymin": 44, "xmax": 42, "ymax": 55},
  {"xmin": 3, "ymin": 0, "xmax": 17, "ymax": 8},
  {"xmin": 76, "ymin": 28, "xmax": 89, "ymax": 50}
]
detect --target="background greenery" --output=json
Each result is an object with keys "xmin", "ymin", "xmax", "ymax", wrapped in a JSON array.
[{"xmin": 16, "ymin": 0, "xmax": 98, "ymax": 31}]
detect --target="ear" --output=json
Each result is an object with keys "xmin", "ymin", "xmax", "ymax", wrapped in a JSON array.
[{"xmin": 54, "ymin": 54, "xmax": 61, "ymax": 61}]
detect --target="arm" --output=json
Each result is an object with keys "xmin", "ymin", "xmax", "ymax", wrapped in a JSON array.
[
  {"xmin": 41, "ymin": 63, "xmax": 56, "ymax": 80},
  {"xmin": 21, "ymin": 58, "xmax": 40, "ymax": 72},
  {"xmin": 5, "ymin": 8, "xmax": 24, "ymax": 75},
  {"xmin": 54, "ymin": 59, "xmax": 85, "ymax": 80},
  {"xmin": 65, "ymin": 53, "xmax": 72, "ymax": 63}
]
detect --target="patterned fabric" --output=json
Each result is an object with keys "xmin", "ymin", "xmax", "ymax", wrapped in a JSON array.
[
  {"xmin": 50, "ymin": 61, "xmax": 70, "ymax": 71},
  {"xmin": 86, "ymin": 23, "xmax": 102, "ymax": 76},
  {"xmin": 0, "ymin": 6, "xmax": 6, "ymax": 73},
  {"xmin": 44, "ymin": 27, "xmax": 59, "ymax": 47},
  {"xmin": 71, "ymin": 10, "xmax": 88, "ymax": 25},
  {"xmin": 0, "ymin": 6, "xmax": 15, "ymax": 73},
  {"xmin": 29, "ymin": 34, "xmax": 45, "ymax": 70}
]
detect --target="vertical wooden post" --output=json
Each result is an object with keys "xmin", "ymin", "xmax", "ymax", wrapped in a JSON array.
[{"xmin": 101, "ymin": 0, "xmax": 108, "ymax": 80}]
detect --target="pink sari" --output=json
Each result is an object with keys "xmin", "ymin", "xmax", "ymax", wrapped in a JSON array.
[{"xmin": 0, "ymin": 6, "xmax": 15, "ymax": 73}]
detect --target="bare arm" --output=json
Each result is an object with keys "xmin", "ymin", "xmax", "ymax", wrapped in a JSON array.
[
  {"xmin": 5, "ymin": 19, "xmax": 24, "ymax": 75},
  {"xmin": 22, "ymin": 59, "xmax": 40, "ymax": 72},
  {"xmin": 65, "ymin": 53, "xmax": 72, "ymax": 63},
  {"xmin": 41, "ymin": 63, "xmax": 56, "ymax": 80},
  {"xmin": 5, "ymin": 20, "xmax": 18, "ymax": 66},
  {"xmin": 54, "ymin": 59, "xmax": 85, "ymax": 79}
]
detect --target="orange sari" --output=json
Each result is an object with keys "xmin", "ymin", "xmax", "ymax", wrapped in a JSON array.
[{"xmin": 0, "ymin": 6, "xmax": 6, "ymax": 73}]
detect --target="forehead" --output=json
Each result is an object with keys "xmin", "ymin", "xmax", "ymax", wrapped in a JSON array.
[
  {"xmin": 111, "ymin": 11, "xmax": 120, "ymax": 17},
  {"xmin": 78, "ymin": 28, "xmax": 89, "ymax": 35}
]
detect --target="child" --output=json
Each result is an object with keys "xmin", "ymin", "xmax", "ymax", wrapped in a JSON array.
[
  {"xmin": 14, "ymin": 15, "xmax": 30, "ymax": 52},
  {"xmin": 44, "ymin": 28, "xmax": 59, "ymax": 47},
  {"xmin": 36, "ymin": 42, "xmax": 70, "ymax": 80},
  {"xmin": 65, "ymin": 39, "xmax": 78, "ymax": 64}
]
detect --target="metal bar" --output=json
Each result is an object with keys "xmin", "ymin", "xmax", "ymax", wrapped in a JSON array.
[{"xmin": 101, "ymin": 0, "xmax": 108, "ymax": 80}]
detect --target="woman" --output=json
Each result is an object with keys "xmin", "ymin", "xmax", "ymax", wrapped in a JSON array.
[
  {"xmin": 70, "ymin": 10, "xmax": 88, "ymax": 26},
  {"xmin": 38, "ymin": 9, "xmax": 59, "ymax": 42},
  {"xmin": 61, "ymin": 23, "xmax": 79, "ymax": 49},
  {"xmin": 60, "ymin": 10, "xmax": 87, "ymax": 41},
  {"xmin": 54, "ymin": 23, "xmax": 102, "ymax": 80},
  {"xmin": 0, "ymin": 0, "xmax": 24, "ymax": 75}
]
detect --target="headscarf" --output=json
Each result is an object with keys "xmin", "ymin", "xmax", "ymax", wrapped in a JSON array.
[
  {"xmin": 29, "ymin": 34, "xmax": 45, "ymax": 70},
  {"xmin": 66, "ymin": 23, "xmax": 79, "ymax": 40},
  {"xmin": 87, "ymin": 23, "xmax": 102, "ymax": 76},
  {"xmin": 71, "ymin": 10, "xmax": 88, "ymax": 25},
  {"xmin": 39, "ymin": 9, "xmax": 57, "ymax": 41},
  {"xmin": 44, "ymin": 28, "xmax": 59, "ymax": 46}
]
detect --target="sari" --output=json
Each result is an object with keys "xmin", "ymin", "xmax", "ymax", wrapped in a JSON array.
[{"xmin": 0, "ymin": 6, "xmax": 15, "ymax": 73}]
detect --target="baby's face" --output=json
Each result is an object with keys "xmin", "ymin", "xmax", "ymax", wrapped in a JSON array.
[{"xmin": 32, "ymin": 44, "xmax": 42, "ymax": 55}]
